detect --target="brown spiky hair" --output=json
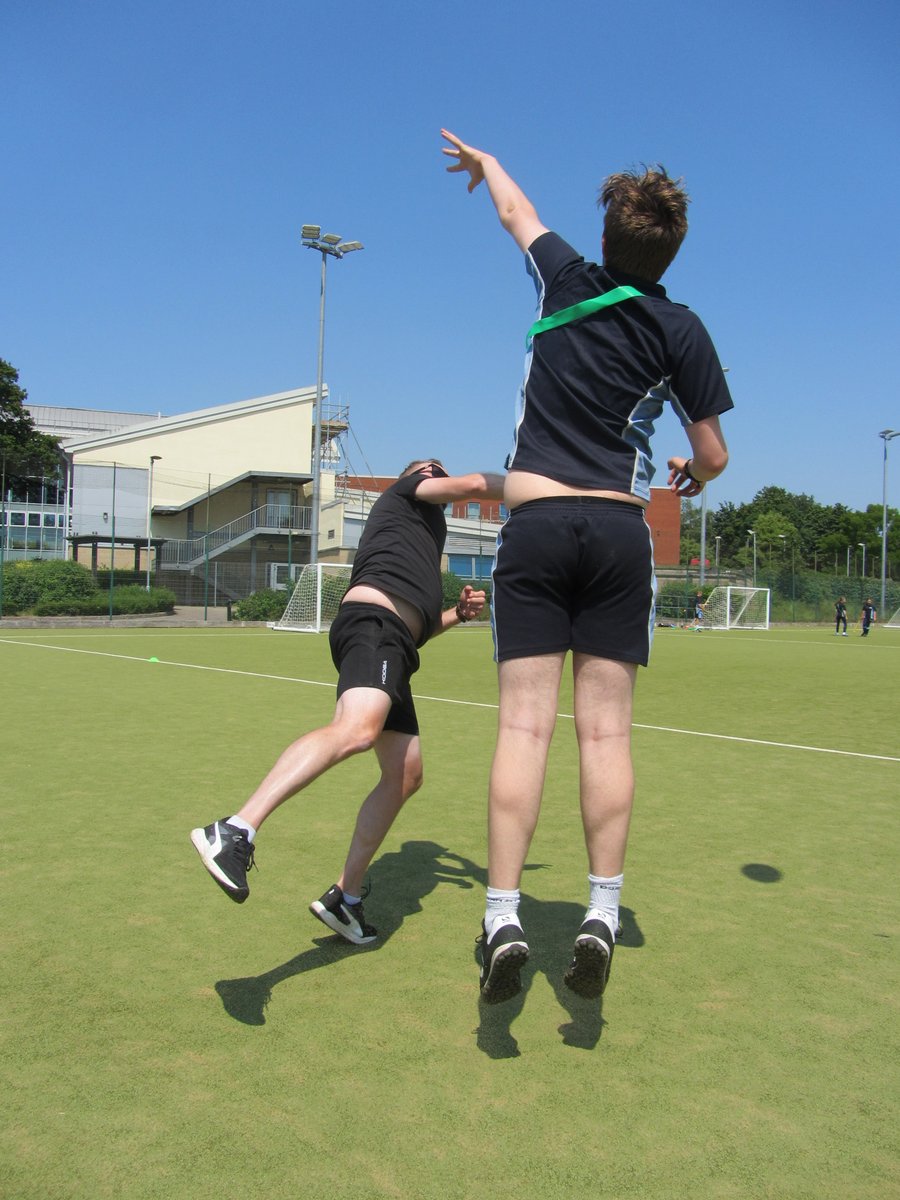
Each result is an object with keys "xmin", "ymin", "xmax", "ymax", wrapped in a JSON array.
[{"xmin": 598, "ymin": 166, "xmax": 690, "ymax": 282}]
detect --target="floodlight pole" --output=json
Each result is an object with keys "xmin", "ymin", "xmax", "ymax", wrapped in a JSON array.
[
  {"xmin": 0, "ymin": 453, "xmax": 6, "ymax": 621},
  {"xmin": 879, "ymin": 430, "xmax": 898, "ymax": 616},
  {"xmin": 109, "ymin": 462, "xmax": 117, "ymax": 621},
  {"xmin": 747, "ymin": 528, "xmax": 757, "ymax": 586},
  {"xmin": 301, "ymin": 227, "xmax": 363, "ymax": 565},
  {"xmin": 145, "ymin": 455, "xmax": 161, "ymax": 590},
  {"xmin": 699, "ymin": 486, "xmax": 708, "ymax": 587},
  {"xmin": 858, "ymin": 542, "xmax": 866, "ymax": 580},
  {"xmin": 699, "ymin": 367, "xmax": 729, "ymax": 589}
]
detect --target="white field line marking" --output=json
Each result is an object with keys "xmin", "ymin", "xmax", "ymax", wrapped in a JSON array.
[
  {"xmin": 4, "ymin": 637, "xmax": 898, "ymax": 764},
  {"xmin": 0, "ymin": 638, "xmax": 336, "ymax": 689}
]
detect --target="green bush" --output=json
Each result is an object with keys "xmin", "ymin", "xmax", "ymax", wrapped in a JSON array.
[
  {"xmin": 34, "ymin": 597, "xmax": 108, "ymax": 616},
  {"xmin": 111, "ymin": 585, "xmax": 176, "ymax": 614},
  {"xmin": 2, "ymin": 559, "xmax": 98, "ymax": 610},
  {"xmin": 5, "ymin": 563, "xmax": 177, "ymax": 616},
  {"xmin": 233, "ymin": 589, "xmax": 287, "ymax": 622}
]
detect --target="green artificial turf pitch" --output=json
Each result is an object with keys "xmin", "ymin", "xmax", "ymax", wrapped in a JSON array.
[{"xmin": 1, "ymin": 624, "xmax": 898, "ymax": 1199}]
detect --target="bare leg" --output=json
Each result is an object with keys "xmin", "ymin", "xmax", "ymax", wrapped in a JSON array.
[
  {"xmin": 338, "ymin": 730, "xmax": 424, "ymax": 897},
  {"xmin": 487, "ymin": 653, "xmax": 566, "ymax": 890},
  {"xmin": 572, "ymin": 653, "xmax": 638, "ymax": 877},
  {"xmin": 236, "ymin": 688, "xmax": 392, "ymax": 832}
]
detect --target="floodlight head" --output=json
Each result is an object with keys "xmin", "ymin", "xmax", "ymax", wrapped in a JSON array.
[
  {"xmin": 321, "ymin": 233, "xmax": 342, "ymax": 245},
  {"xmin": 879, "ymin": 428, "xmax": 899, "ymax": 441},
  {"xmin": 340, "ymin": 240, "xmax": 363, "ymax": 253},
  {"xmin": 747, "ymin": 528, "xmax": 755, "ymax": 535},
  {"xmin": 301, "ymin": 224, "xmax": 321, "ymax": 239}
]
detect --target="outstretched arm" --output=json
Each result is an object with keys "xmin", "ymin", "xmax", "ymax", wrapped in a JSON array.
[
  {"xmin": 414, "ymin": 469, "xmax": 506, "ymax": 506},
  {"xmin": 441, "ymin": 128, "xmax": 548, "ymax": 253}
]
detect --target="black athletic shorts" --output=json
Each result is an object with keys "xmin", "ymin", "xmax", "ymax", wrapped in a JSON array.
[
  {"xmin": 491, "ymin": 497, "xmax": 656, "ymax": 666},
  {"xmin": 328, "ymin": 602, "xmax": 421, "ymax": 735}
]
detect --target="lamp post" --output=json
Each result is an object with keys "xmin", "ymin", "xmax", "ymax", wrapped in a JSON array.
[
  {"xmin": 879, "ymin": 430, "xmax": 899, "ymax": 616},
  {"xmin": 858, "ymin": 541, "xmax": 866, "ymax": 580},
  {"xmin": 697, "ymin": 368, "xmax": 728, "ymax": 588},
  {"xmin": 714, "ymin": 535, "xmax": 721, "ymax": 581},
  {"xmin": 0, "ymin": 453, "xmax": 6, "ymax": 620},
  {"xmin": 779, "ymin": 534, "xmax": 796, "ymax": 621},
  {"xmin": 145, "ymin": 455, "xmax": 161, "ymax": 590},
  {"xmin": 699, "ymin": 487, "xmax": 708, "ymax": 587},
  {"xmin": 747, "ymin": 528, "xmax": 757, "ymax": 586},
  {"xmin": 301, "ymin": 226, "xmax": 364, "ymax": 565}
]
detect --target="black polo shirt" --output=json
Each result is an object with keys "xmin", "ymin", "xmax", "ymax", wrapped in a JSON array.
[
  {"xmin": 507, "ymin": 231, "xmax": 733, "ymax": 499},
  {"xmin": 348, "ymin": 471, "xmax": 447, "ymax": 646}
]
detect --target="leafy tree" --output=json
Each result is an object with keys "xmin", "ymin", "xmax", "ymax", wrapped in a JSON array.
[
  {"xmin": 0, "ymin": 359, "xmax": 62, "ymax": 490},
  {"xmin": 692, "ymin": 485, "xmax": 900, "ymax": 578}
]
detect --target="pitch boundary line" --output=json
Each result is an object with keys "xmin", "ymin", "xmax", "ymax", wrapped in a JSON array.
[{"xmin": 3, "ymin": 637, "xmax": 898, "ymax": 764}]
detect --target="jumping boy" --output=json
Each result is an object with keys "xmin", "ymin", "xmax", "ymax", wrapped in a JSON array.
[{"xmin": 442, "ymin": 130, "xmax": 733, "ymax": 1002}]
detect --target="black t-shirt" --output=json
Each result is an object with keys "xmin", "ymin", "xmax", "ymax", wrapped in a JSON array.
[
  {"xmin": 507, "ymin": 231, "xmax": 734, "ymax": 499},
  {"xmin": 348, "ymin": 471, "xmax": 447, "ymax": 646}
]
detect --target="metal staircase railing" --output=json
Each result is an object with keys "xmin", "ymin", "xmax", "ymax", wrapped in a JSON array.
[{"xmin": 161, "ymin": 504, "xmax": 312, "ymax": 567}]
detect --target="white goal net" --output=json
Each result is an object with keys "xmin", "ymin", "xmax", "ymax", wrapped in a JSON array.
[
  {"xmin": 885, "ymin": 603, "xmax": 900, "ymax": 629},
  {"xmin": 702, "ymin": 586, "xmax": 770, "ymax": 630},
  {"xmin": 273, "ymin": 563, "xmax": 353, "ymax": 633}
]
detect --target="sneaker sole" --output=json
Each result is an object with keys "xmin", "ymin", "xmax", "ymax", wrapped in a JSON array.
[
  {"xmin": 190, "ymin": 829, "xmax": 249, "ymax": 903},
  {"xmin": 480, "ymin": 942, "xmax": 529, "ymax": 1005},
  {"xmin": 309, "ymin": 900, "xmax": 377, "ymax": 945},
  {"xmin": 564, "ymin": 936, "xmax": 611, "ymax": 999}
]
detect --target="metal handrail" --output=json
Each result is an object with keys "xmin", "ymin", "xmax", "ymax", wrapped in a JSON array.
[{"xmin": 161, "ymin": 504, "xmax": 312, "ymax": 566}]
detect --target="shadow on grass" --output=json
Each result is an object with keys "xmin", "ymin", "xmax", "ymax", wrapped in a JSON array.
[
  {"xmin": 741, "ymin": 862, "xmax": 783, "ymax": 883},
  {"xmin": 214, "ymin": 841, "xmax": 646, "ymax": 1052},
  {"xmin": 215, "ymin": 839, "xmax": 477, "ymax": 1025},
  {"xmin": 474, "ymin": 895, "xmax": 644, "ymax": 1059},
  {"xmin": 431, "ymin": 854, "xmax": 645, "ymax": 1058}
]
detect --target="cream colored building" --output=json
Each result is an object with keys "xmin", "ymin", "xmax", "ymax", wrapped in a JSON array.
[{"xmin": 23, "ymin": 389, "xmax": 502, "ymax": 605}]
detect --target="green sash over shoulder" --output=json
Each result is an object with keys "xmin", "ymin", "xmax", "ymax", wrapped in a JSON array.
[{"xmin": 526, "ymin": 285, "xmax": 644, "ymax": 346}]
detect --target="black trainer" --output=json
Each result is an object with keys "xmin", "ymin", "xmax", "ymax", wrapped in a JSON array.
[
  {"xmin": 190, "ymin": 819, "xmax": 256, "ymax": 903},
  {"xmin": 309, "ymin": 884, "xmax": 377, "ymax": 945},
  {"xmin": 563, "ymin": 915, "xmax": 615, "ymax": 999},
  {"xmin": 478, "ymin": 915, "xmax": 529, "ymax": 1004}
]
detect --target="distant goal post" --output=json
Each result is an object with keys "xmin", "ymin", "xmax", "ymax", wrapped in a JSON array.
[
  {"xmin": 885, "ymin": 603, "xmax": 900, "ymax": 629},
  {"xmin": 701, "ymin": 585, "xmax": 770, "ymax": 630},
  {"xmin": 273, "ymin": 563, "xmax": 353, "ymax": 633}
]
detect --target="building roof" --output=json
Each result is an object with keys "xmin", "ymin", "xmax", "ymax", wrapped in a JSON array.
[
  {"xmin": 27, "ymin": 405, "xmax": 159, "ymax": 443},
  {"xmin": 47, "ymin": 387, "xmax": 320, "ymax": 454}
]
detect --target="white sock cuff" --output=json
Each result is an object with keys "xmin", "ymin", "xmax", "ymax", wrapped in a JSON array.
[{"xmin": 227, "ymin": 815, "xmax": 257, "ymax": 842}]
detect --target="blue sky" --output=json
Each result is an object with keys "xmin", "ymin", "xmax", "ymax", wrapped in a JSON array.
[{"xmin": 4, "ymin": 0, "xmax": 899, "ymax": 512}]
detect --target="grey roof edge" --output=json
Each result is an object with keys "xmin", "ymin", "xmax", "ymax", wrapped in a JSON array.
[
  {"xmin": 62, "ymin": 386, "xmax": 321, "ymax": 452},
  {"xmin": 153, "ymin": 470, "xmax": 312, "ymax": 514}
]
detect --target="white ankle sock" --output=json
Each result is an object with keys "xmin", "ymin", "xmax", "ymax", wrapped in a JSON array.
[
  {"xmin": 484, "ymin": 888, "xmax": 520, "ymax": 937},
  {"xmin": 588, "ymin": 873, "xmax": 623, "ymax": 937},
  {"xmin": 227, "ymin": 815, "xmax": 256, "ymax": 842}
]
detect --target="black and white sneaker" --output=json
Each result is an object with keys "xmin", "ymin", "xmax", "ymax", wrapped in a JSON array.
[
  {"xmin": 190, "ymin": 819, "xmax": 255, "ymax": 903},
  {"xmin": 478, "ymin": 914, "xmax": 529, "ymax": 1004},
  {"xmin": 309, "ymin": 884, "xmax": 377, "ymax": 945},
  {"xmin": 564, "ymin": 914, "xmax": 615, "ymax": 999}
]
